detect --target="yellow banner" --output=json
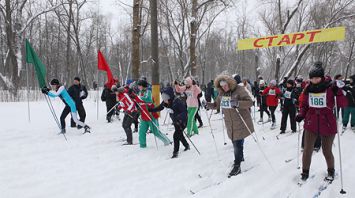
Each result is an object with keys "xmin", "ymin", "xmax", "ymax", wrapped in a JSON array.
[{"xmin": 237, "ymin": 26, "xmax": 346, "ymax": 51}]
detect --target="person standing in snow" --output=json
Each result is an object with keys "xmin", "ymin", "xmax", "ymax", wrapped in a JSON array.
[
  {"xmin": 279, "ymin": 79, "xmax": 297, "ymax": 134},
  {"xmin": 295, "ymin": 61, "xmax": 347, "ymax": 181},
  {"xmin": 175, "ymin": 77, "xmax": 202, "ymax": 137},
  {"xmin": 42, "ymin": 79, "xmax": 90, "ymax": 134},
  {"xmin": 68, "ymin": 77, "xmax": 88, "ymax": 129},
  {"xmin": 342, "ymin": 74, "xmax": 355, "ymax": 132},
  {"xmin": 149, "ymin": 87, "xmax": 190, "ymax": 158},
  {"xmin": 262, "ymin": 80, "xmax": 281, "ymax": 129},
  {"xmin": 206, "ymin": 75, "xmax": 254, "ymax": 177},
  {"xmin": 258, "ymin": 80, "xmax": 271, "ymax": 123},
  {"xmin": 101, "ymin": 82, "xmax": 117, "ymax": 123},
  {"xmin": 133, "ymin": 79, "xmax": 171, "ymax": 148},
  {"xmin": 113, "ymin": 85, "xmax": 139, "ymax": 145}
]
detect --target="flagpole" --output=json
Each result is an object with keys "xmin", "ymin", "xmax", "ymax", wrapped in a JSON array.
[{"xmin": 26, "ymin": 62, "xmax": 31, "ymax": 123}]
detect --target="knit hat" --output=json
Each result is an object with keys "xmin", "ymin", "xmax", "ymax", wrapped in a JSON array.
[
  {"xmin": 270, "ymin": 80, "xmax": 277, "ymax": 86},
  {"xmin": 309, "ymin": 61, "xmax": 325, "ymax": 78},
  {"xmin": 286, "ymin": 79, "xmax": 294, "ymax": 86},
  {"xmin": 137, "ymin": 79, "xmax": 148, "ymax": 88},
  {"xmin": 74, "ymin": 77, "xmax": 81, "ymax": 82},
  {"xmin": 50, "ymin": 79, "xmax": 60, "ymax": 85},
  {"xmin": 233, "ymin": 74, "xmax": 242, "ymax": 84},
  {"xmin": 161, "ymin": 87, "xmax": 174, "ymax": 101},
  {"xmin": 259, "ymin": 80, "xmax": 265, "ymax": 85}
]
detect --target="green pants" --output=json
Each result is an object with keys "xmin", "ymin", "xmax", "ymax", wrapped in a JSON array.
[
  {"xmin": 343, "ymin": 107, "xmax": 355, "ymax": 127},
  {"xmin": 139, "ymin": 119, "xmax": 171, "ymax": 148},
  {"xmin": 187, "ymin": 107, "xmax": 199, "ymax": 136}
]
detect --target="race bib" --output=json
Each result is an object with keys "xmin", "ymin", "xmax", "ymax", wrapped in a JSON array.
[
  {"xmin": 185, "ymin": 91, "xmax": 193, "ymax": 98},
  {"xmin": 309, "ymin": 93, "xmax": 327, "ymax": 108},
  {"xmin": 284, "ymin": 91, "xmax": 291, "ymax": 99},
  {"xmin": 268, "ymin": 89, "xmax": 276, "ymax": 95},
  {"xmin": 220, "ymin": 96, "xmax": 232, "ymax": 109}
]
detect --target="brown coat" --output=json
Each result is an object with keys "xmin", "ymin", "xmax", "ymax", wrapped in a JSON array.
[{"xmin": 211, "ymin": 75, "xmax": 254, "ymax": 141}]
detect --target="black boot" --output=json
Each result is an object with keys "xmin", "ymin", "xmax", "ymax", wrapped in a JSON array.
[
  {"xmin": 280, "ymin": 130, "xmax": 285, "ymax": 134},
  {"xmin": 60, "ymin": 128, "xmax": 66, "ymax": 134},
  {"xmin": 301, "ymin": 169, "xmax": 309, "ymax": 181},
  {"xmin": 171, "ymin": 152, "xmax": 178, "ymax": 158},
  {"xmin": 325, "ymin": 168, "xmax": 335, "ymax": 182},
  {"xmin": 228, "ymin": 163, "xmax": 241, "ymax": 178},
  {"xmin": 184, "ymin": 145, "xmax": 190, "ymax": 151},
  {"xmin": 83, "ymin": 125, "xmax": 91, "ymax": 134}
]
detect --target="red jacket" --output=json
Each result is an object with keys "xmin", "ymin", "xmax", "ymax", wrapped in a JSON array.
[
  {"xmin": 298, "ymin": 77, "xmax": 347, "ymax": 136},
  {"xmin": 116, "ymin": 88, "xmax": 137, "ymax": 113},
  {"xmin": 262, "ymin": 86, "xmax": 281, "ymax": 107},
  {"xmin": 132, "ymin": 93, "xmax": 159, "ymax": 121}
]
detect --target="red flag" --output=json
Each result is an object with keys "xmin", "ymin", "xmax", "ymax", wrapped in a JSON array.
[{"xmin": 98, "ymin": 50, "xmax": 114, "ymax": 86}]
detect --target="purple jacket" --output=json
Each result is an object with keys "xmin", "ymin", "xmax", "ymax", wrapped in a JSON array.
[{"xmin": 298, "ymin": 78, "xmax": 347, "ymax": 136}]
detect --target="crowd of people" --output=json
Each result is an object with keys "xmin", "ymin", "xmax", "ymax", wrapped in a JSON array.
[{"xmin": 40, "ymin": 61, "xmax": 355, "ymax": 181}]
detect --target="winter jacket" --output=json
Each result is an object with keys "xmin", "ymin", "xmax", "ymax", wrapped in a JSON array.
[
  {"xmin": 205, "ymin": 81, "xmax": 214, "ymax": 101},
  {"xmin": 101, "ymin": 87, "xmax": 116, "ymax": 108},
  {"xmin": 282, "ymin": 87, "xmax": 298, "ymax": 107},
  {"xmin": 262, "ymin": 86, "xmax": 281, "ymax": 107},
  {"xmin": 133, "ymin": 89, "xmax": 159, "ymax": 121},
  {"xmin": 259, "ymin": 86, "xmax": 267, "ymax": 106},
  {"xmin": 116, "ymin": 87, "xmax": 138, "ymax": 113},
  {"xmin": 48, "ymin": 85, "xmax": 76, "ymax": 112},
  {"xmin": 343, "ymin": 84, "xmax": 355, "ymax": 107},
  {"xmin": 209, "ymin": 75, "xmax": 254, "ymax": 141},
  {"xmin": 175, "ymin": 77, "xmax": 202, "ymax": 107},
  {"xmin": 298, "ymin": 77, "xmax": 347, "ymax": 136},
  {"xmin": 68, "ymin": 84, "xmax": 88, "ymax": 106},
  {"xmin": 150, "ymin": 98, "xmax": 188, "ymax": 127}
]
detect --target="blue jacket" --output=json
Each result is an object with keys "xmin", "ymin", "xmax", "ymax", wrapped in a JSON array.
[{"xmin": 48, "ymin": 86, "xmax": 77, "ymax": 112}]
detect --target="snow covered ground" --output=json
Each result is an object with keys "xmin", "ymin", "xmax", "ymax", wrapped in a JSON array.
[{"xmin": 1, "ymin": 97, "xmax": 354, "ymax": 198}]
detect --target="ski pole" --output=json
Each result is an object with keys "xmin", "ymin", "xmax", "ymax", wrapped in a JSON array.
[
  {"xmin": 44, "ymin": 95, "xmax": 67, "ymax": 141},
  {"xmin": 334, "ymin": 96, "xmax": 346, "ymax": 194},
  {"xmin": 183, "ymin": 130, "xmax": 201, "ymax": 155},
  {"xmin": 221, "ymin": 112, "xmax": 227, "ymax": 145},
  {"xmin": 235, "ymin": 107, "xmax": 276, "ymax": 173},
  {"xmin": 204, "ymin": 108, "xmax": 220, "ymax": 157},
  {"xmin": 163, "ymin": 111, "xmax": 169, "ymax": 125}
]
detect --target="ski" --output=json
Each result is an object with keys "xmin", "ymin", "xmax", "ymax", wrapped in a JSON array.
[
  {"xmin": 190, "ymin": 166, "xmax": 256, "ymax": 195},
  {"xmin": 312, "ymin": 177, "xmax": 335, "ymax": 198},
  {"xmin": 297, "ymin": 174, "xmax": 316, "ymax": 187}
]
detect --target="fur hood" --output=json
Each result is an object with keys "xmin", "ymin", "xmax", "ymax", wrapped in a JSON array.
[{"xmin": 214, "ymin": 75, "xmax": 237, "ymax": 92}]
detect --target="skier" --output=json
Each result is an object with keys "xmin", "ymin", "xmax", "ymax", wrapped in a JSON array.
[
  {"xmin": 262, "ymin": 80, "xmax": 281, "ymax": 129},
  {"xmin": 114, "ymin": 85, "xmax": 138, "ymax": 145},
  {"xmin": 205, "ymin": 80, "xmax": 214, "ymax": 103},
  {"xmin": 149, "ymin": 87, "xmax": 190, "ymax": 158},
  {"xmin": 68, "ymin": 77, "xmax": 88, "ymax": 129},
  {"xmin": 175, "ymin": 77, "xmax": 202, "ymax": 137},
  {"xmin": 258, "ymin": 80, "xmax": 271, "ymax": 123},
  {"xmin": 342, "ymin": 74, "xmax": 355, "ymax": 132},
  {"xmin": 101, "ymin": 82, "xmax": 117, "ymax": 123},
  {"xmin": 42, "ymin": 79, "xmax": 90, "ymax": 134},
  {"xmin": 295, "ymin": 61, "xmax": 347, "ymax": 181},
  {"xmin": 280, "ymin": 79, "xmax": 297, "ymax": 134},
  {"xmin": 206, "ymin": 75, "xmax": 254, "ymax": 177},
  {"xmin": 133, "ymin": 79, "xmax": 171, "ymax": 148},
  {"xmin": 195, "ymin": 90, "xmax": 204, "ymax": 128}
]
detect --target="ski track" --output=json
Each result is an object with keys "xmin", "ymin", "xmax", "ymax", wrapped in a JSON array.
[{"xmin": 0, "ymin": 101, "xmax": 354, "ymax": 198}]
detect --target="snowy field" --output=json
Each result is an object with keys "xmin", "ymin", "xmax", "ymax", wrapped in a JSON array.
[{"xmin": 1, "ymin": 97, "xmax": 354, "ymax": 198}]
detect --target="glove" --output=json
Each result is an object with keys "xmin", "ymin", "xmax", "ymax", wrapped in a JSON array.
[
  {"xmin": 230, "ymin": 99, "xmax": 239, "ymax": 108},
  {"xmin": 336, "ymin": 80, "xmax": 345, "ymax": 89},
  {"xmin": 41, "ymin": 87, "xmax": 49, "ymax": 94},
  {"xmin": 295, "ymin": 114, "xmax": 304, "ymax": 123}
]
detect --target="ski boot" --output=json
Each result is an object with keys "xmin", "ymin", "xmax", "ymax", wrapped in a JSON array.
[
  {"xmin": 267, "ymin": 117, "xmax": 272, "ymax": 122},
  {"xmin": 122, "ymin": 142, "xmax": 133, "ymax": 146},
  {"xmin": 59, "ymin": 128, "xmax": 66, "ymax": 134},
  {"xmin": 83, "ymin": 125, "xmax": 91, "ymax": 134},
  {"xmin": 257, "ymin": 118, "xmax": 263, "ymax": 123},
  {"xmin": 279, "ymin": 130, "xmax": 285, "ymax": 134},
  {"xmin": 171, "ymin": 152, "xmax": 178, "ymax": 158},
  {"xmin": 184, "ymin": 145, "xmax": 190, "ymax": 151},
  {"xmin": 228, "ymin": 163, "xmax": 241, "ymax": 178},
  {"xmin": 342, "ymin": 126, "xmax": 346, "ymax": 132},
  {"xmin": 300, "ymin": 169, "xmax": 309, "ymax": 181},
  {"xmin": 325, "ymin": 168, "xmax": 335, "ymax": 182},
  {"xmin": 270, "ymin": 122, "xmax": 276, "ymax": 129}
]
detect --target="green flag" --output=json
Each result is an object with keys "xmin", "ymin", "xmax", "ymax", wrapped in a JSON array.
[{"xmin": 25, "ymin": 39, "xmax": 47, "ymax": 88}]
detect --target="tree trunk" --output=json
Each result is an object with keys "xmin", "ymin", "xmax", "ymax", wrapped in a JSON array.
[
  {"xmin": 190, "ymin": 0, "xmax": 198, "ymax": 76},
  {"xmin": 131, "ymin": 0, "xmax": 141, "ymax": 81}
]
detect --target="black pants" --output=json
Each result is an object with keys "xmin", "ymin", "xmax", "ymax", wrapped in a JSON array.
[
  {"xmin": 122, "ymin": 112, "xmax": 138, "ymax": 144},
  {"xmin": 260, "ymin": 104, "xmax": 270, "ymax": 119},
  {"xmin": 60, "ymin": 106, "xmax": 71, "ymax": 129},
  {"xmin": 173, "ymin": 122, "xmax": 189, "ymax": 154},
  {"xmin": 106, "ymin": 103, "xmax": 116, "ymax": 122},
  {"xmin": 233, "ymin": 139, "xmax": 244, "ymax": 165},
  {"xmin": 71, "ymin": 104, "xmax": 86, "ymax": 128},
  {"xmin": 133, "ymin": 112, "xmax": 139, "ymax": 130},
  {"xmin": 269, "ymin": 106, "xmax": 277, "ymax": 123},
  {"xmin": 280, "ymin": 105, "xmax": 296, "ymax": 132},
  {"xmin": 195, "ymin": 109, "xmax": 203, "ymax": 126}
]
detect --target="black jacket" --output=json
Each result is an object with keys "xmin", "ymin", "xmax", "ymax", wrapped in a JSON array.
[
  {"xmin": 282, "ymin": 87, "xmax": 297, "ymax": 107},
  {"xmin": 101, "ymin": 87, "xmax": 116, "ymax": 107},
  {"xmin": 150, "ymin": 98, "xmax": 188, "ymax": 126},
  {"xmin": 344, "ymin": 84, "xmax": 355, "ymax": 107},
  {"xmin": 68, "ymin": 84, "xmax": 88, "ymax": 106}
]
